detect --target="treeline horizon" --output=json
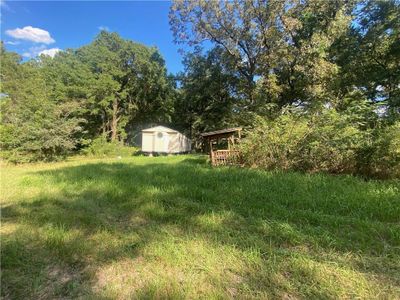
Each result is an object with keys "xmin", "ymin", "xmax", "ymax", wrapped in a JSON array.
[{"xmin": 1, "ymin": 0, "xmax": 399, "ymax": 177}]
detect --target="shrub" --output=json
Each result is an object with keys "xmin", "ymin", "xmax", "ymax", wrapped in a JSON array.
[
  {"xmin": 300, "ymin": 110, "xmax": 365, "ymax": 174},
  {"xmin": 356, "ymin": 122, "xmax": 400, "ymax": 178},
  {"xmin": 239, "ymin": 108, "xmax": 400, "ymax": 179},
  {"xmin": 82, "ymin": 136, "xmax": 138, "ymax": 157},
  {"xmin": 0, "ymin": 99, "xmax": 82, "ymax": 164},
  {"xmin": 239, "ymin": 114, "xmax": 310, "ymax": 170}
]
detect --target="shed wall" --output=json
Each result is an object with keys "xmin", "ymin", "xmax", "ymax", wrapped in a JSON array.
[
  {"xmin": 168, "ymin": 133, "xmax": 191, "ymax": 153},
  {"xmin": 141, "ymin": 130, "xmax": 191, "ymax": 153}
]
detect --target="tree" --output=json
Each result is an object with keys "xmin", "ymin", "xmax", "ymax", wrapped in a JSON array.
[
  {"xmin": 170, "ymin": 0, "xmax": 275, "ymax": 103},
  {"xmin": 0, "ymin": 45, "xmax": 83, "ymax": 162},
  {"xmin": 1, "ymin": 32, "xmax": 176, "ymax": 162},
  {"xmin": 174, "ymin": 47, "xmax": 237, "ymax": 140},
  {"xmin": 332, "ymin": 0, "xmax": 400, "ymax": 117},
  {"xmin": 170, "ymin": 0, "xmax": 353, "ymax": 111},
  {"xmin": 77, "ymin": 31, "xmax": 174, "ymax": 142},
  {"xmin": 39, "ymin": 49, "xmax": 94, "ymax": 144}
]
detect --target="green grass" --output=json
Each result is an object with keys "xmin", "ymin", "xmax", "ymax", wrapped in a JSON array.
[{"xmin": 1, "ymin": 155, "xmax": 399, "ymax": 299}]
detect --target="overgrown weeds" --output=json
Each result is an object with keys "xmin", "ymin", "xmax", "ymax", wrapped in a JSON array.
[{"xmin": 239, "ymin": 109, "xmax": 400, "ymax": 179}]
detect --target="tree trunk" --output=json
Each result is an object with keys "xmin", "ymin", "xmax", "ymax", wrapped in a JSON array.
[
  {"xmin": 102, "ymin": 111, "xmax": 107, "ymax": 136},
  {"xmin": 110, "ymin": 99, "xmax": 118, "ymax": 142}
]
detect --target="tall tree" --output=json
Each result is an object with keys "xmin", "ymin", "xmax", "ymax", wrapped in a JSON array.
[
  {"xmin": 174, "ymin": 47, "xmax": 237, "ymax": 139},
  {"xmin": 39, "ymin": 49, "xmax": 94, "ymax": 144},
  {"xmin": 170, "ymin": 0, "xmax": 354, "ymax": 111},
  {"xmin": 77, "ymin": 31, "xmax": 174, "ymax": 142},
  {"xmin": 1, "ymin": 32, "xmax": 176, "ymax": 162},
  {"xmin": 332, "ymin": 0, "xmax": 400, "ymax": 116},
  {"xmin": 0, "ymin": 45, "xmax": 83, "ymax": 162}
]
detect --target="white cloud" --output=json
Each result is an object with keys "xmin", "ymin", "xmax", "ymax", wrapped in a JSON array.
[
  {"xmin": 5, "ymin": 41, "xmax": 20, "ymax": 45},
  {"xmin": 22, "ymin": 45, "xmax": 47, "ymax": 58},
  {"xmin": 22, "ymin": 46, "xmax": 62, "ymax": 58},
  {"xmin": 39, "ymin": 48, "xmax": 61, "ymax": 58},
  {"xmin": 98, "ymin": 25, "xmax": 110, "ymax": 31},
  {"xmin": 5, "ymin": 26, "xmax": 55, "ymax": 44}
]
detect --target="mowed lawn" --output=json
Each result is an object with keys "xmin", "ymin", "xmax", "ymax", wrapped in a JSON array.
[{"xmin": 1, "ymin": 155, "xmax": 399, "ymax": 299}]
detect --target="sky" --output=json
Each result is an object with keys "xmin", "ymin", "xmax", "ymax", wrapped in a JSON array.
[{"xmin": 1, "ymin": 0, "xmax": 185, "ymax": 74}]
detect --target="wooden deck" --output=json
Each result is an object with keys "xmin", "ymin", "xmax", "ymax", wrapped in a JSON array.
[{"xmin": 211, "ymin": 150, "xmax": 240, "ymax": 166}]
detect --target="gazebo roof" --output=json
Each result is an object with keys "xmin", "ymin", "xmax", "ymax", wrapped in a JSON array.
[{"xmin": 201, "ymin": 127, "xmax": 242, "ymax": 138}]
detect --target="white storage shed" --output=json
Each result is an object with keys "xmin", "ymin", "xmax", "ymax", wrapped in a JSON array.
[{"xmin": 141, "ymin": 126, "xmax": 191, "ymax": 154}]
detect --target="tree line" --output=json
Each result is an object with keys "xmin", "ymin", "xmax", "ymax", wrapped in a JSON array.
[
  {"xmin": 171, "ymin": 0, "xmax": 399, "ymax": 131},
  {"xmin": 1, "ymin": 32, "xmax": 176, "ymax": 162},
  {"xmin": 1, "ymin": 0, "xmax": 399, "ymax": 177}
]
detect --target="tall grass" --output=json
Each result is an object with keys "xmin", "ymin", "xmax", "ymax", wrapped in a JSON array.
[{"xmin": 1, "ymin": 155, "xmax": 399, "ymax": 298}]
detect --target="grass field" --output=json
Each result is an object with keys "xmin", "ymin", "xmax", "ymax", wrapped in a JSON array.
[{"xmin": 1, "ymin": 155, "xmax": 399, "ymax": 299}]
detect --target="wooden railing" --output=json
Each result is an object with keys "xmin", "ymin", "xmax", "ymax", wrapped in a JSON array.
[{"xmin": 211, "ymin": 150, "xmax": 240, "ymax": 166}]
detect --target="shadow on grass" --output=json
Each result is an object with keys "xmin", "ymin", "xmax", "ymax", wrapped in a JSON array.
[{"xmin": 1, "ymin": 157, "xmax": 400, "ymax": 298}]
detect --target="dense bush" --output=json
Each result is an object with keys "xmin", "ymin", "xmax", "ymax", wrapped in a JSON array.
[
  {"xmin": 239, "ymin": 109, "xmax": 400, "ymax": 179},
  {"xmin": 357, "ymin": 123, "xmax": 400, "ymax": 178},
  {"xmin": 82, "ymin": 136, "xmax": 138, "ymax": 158},
  {"xmin": 0, "ymin": 47, "xmax": 83, "ymax": 164},
  {"xmin": 0, "ymin": 98, "xmax": 82, "ymax": 164}
]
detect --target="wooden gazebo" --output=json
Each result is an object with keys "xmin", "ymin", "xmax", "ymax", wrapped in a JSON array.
[{"xmin": 201, "ymin": 127, "xmax": 242, "ymax": 166}]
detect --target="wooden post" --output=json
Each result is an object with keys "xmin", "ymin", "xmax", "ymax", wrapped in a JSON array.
[
  {"xmin": 209, "ymin": 138, "xmax": 214, "ymax": 166},
  {"xmin": 231, "ymin": 135, "xmax": 235, "ymax": 146}
]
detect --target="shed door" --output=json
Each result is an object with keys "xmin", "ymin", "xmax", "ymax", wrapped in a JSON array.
[{"xmin": 142, "ymin": 133, "xmax": 154, "ymax": 152}]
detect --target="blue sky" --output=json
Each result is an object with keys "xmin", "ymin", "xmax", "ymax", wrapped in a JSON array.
[{"xmin": 1, "ymin": 1, "xmax": 185, "ymax": 74}]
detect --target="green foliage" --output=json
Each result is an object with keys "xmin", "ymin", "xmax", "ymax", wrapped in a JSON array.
[
  {"xmin": 171, "ymin": 0, "xmax": 400, "ymax": 118},
  {"xmin": 0, "ymin": 45, "xmax": 83, "ymax": 163},
  {"xmin": 0, "ymin": 33, "xmax": 174, "ymax": 162},
  {"xmin": 78, "ymin": 31, "xmax": 175, "ymax": 142},
  {"xmin": 173, "ymin": 47, "xmax": 237, "ymax": 142},
  {"xmin": 0, "ymin": 103, "xmax": 82, "ymax": 163},
  {"xmin": 170, "ymin": 0, "xmax": 354, "ymax": 110},
  {"xmin": 82, "ymin": 136, "xmax": 138, "ymax": 157},
  {"xmin": 332, "ymin": 0, "xmax": 400, "ymax": 115},
  {"xmin": 1, "ymin": 0, "xmax": 400, "ymax": 169},
  {"xmin": 239, "ymin": 108, "xmax": 400, "ymax": 178},
  {"xmin": 357, "ymin": 122, "xmax": 400, "ymax": 178}
]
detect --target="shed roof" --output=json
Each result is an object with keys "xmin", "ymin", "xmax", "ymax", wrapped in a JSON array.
[
  {"xmin": 142, "ymin": 126, "xmax": 179, "ymax": 133},
  {"xmin": 201, "ymin": 127, "xmax": 242, "ymax": 138}
]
